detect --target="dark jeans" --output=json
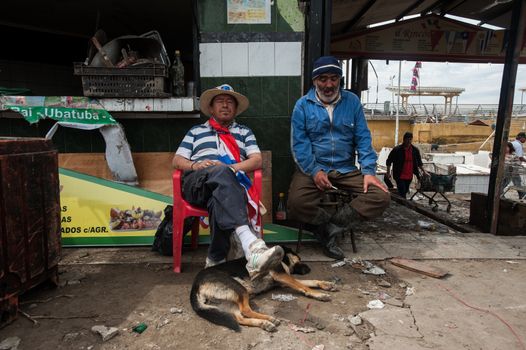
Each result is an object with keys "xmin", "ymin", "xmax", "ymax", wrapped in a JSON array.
[
  {"xmin": 396, "ymin": 179, "xmax": 412, "ymax": 198},
  {"xmin": 182, "ymin": 166, "xmax": 249, "ymax": 261}
]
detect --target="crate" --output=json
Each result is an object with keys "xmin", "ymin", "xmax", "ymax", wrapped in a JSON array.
[
  {"xmin": 74, "ymin": 63, "xmax": 171, "ymax": 98},
  {"xmin": 0, "ymin": 138, "xmax": 61, "ymax": 328}
]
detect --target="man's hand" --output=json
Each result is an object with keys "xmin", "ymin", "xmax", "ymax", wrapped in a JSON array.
[
  {"xmin": 193, "ymin": 159, "xmax": 221, "ymax": 171},
  {"xmin": 314, "ymin": 171, "xmax": 333, "ymax": 191},
  {"xmin": 363, "ymin": 174, "xmax": 388, "ymax": 193}
]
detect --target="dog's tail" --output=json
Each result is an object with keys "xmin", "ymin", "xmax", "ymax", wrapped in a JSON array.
[{"xmin": 190, "ymin": 273, "xmax": 241, "ymax": 332}]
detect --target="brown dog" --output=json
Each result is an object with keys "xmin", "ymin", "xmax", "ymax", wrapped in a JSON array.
[{"xmin": 190, "ymin": 245, "xmax": 337, "ymax": 332}]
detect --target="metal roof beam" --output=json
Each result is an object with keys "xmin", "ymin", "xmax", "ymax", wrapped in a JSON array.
[
  {"xmin": 477, "ymin": 2, "xmax": 513, "ymax": 26},
  {"xmin": 420, "ymin": 0, "xmax": 454, "ymax": 16},
  {"xmin": 439, "ymin": 0, "xmax": 468, "ymax": 16},
  {"xmin": 338, "ymin": 0, "xmax": 377, "ymax": 35},
  {"xmin": 396, "ymin": 0, "xmax": 426, "ymax": 21}
]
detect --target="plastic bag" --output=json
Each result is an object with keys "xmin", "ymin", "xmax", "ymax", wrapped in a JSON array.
[{"xmin": 152, "ymin": 205, "xmax": 194, "ymax": 256}]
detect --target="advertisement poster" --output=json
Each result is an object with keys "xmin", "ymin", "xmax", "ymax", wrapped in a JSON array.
[
  {"xmin": 60, "ymin": 168, "xmax": 171, "ymax": 246},
  {"xmin": 59, "ymin": 168, "xmax": 311, "ymax": 246},
  {"xmin": 331, "ymin": 14, "xmax": 526, "ymax": 63},
  {"xmin": 227, "ymin": 0, "xmax": 271, "ymax": 24}
]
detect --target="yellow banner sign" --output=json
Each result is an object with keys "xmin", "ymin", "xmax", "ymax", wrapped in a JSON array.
[{"xmin": 59, "ymin": 168, "xmax": 171, "ymax": 246}]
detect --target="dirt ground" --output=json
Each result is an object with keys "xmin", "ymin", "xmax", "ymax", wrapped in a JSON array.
[{"xmin": 2, "ymin": 252, "xmax": 525, "ymax": 350}]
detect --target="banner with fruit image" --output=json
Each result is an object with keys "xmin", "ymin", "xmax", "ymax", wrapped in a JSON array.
[{"xmin": 60, "ymin": 168, "xmax": 172, "ymax": 246}]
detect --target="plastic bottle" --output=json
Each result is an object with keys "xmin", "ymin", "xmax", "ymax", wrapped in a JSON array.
[
  {"xmin": 170, "ymin": 50, "xmax": 185, "ymax": 97},
  {"xmin": 275, "ymin": 192, "xmax": 287, "ymax": 221}
]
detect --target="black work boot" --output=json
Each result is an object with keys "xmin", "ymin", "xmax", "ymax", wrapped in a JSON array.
[
  {"xmin": 306, "ymin": 222, "xmax": 345, "ymax": 260},
  {"xmin": 322, "ymin": 223, "xmax": 345, "ymax": 260}
]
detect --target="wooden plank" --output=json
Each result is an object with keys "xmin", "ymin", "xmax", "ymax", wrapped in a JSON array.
[{"xmin": 390, "ymin": 258, "xmax": 448, "ymax": 278}]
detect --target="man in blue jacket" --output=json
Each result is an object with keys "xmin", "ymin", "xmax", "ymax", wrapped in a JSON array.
[{"xmin": 287, "ymin": 56, "xmax": 390, "ymax": 260}]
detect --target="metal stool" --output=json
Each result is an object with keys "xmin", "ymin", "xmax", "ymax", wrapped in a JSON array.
[{"xmin": 296, "ymin": 189, "xmax": 358, "ymax": 254}]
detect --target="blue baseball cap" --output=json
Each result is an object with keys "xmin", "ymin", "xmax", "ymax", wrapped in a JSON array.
[{"xmin": 312, "ymin": 56, "xmax": 342, "ymax": 80}]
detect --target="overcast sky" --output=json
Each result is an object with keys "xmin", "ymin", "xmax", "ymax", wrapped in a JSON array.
[{"xmin": 357, "ymin": 60, "xmax": 526, "ymax": 105}]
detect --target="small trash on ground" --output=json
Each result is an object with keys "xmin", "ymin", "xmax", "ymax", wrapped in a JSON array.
[
  {"xmin": 170, "ymin": 307, "xmax": 183, "ymax": 314},
  {"xmin": 271, "ymin": 294, "xmax": 297, "ymax": 302},
  {"xmin": 405, "ymin": 287, "xmax": 415, "ymax": 296},
  {"xmin": 312, "ymin": 345, "xmax": 324, "ymax": 350},
  {"xmin": 345, "ymin": 258, "xmax": 385, "ymax": 275},
  {"xmin": 377, "ymin": 279, "xmax": 391, "ymax": 288},
  {"xmin": 331, "ymin": 260, "xmax": 346, "ymax": 268},
  {"xmin": 505, "ymin": 261, "xmax": 519, "ymax": 264},
  {"xmin": 290, "ymin": 324, "xmax": 316, "ymax": 333},
  {"xmin": 503, "ymin": 269, "xmax": 508, "ymax": 273},
  {"xmin": 332, "ymin": 314, "xmax": 346, "ymax": 322},
  {"xmin": 62, "ymin": 332, "xmax": 80, "ymax": 342},
  {"xmin": 417, "ymin": 220, "xmax": 436, "ymax": 231},
  {"xmin": 132, "ymin": 323, "xmax": 148, "ymax": 334},
  {"xmin": 367, "ymin": 300, "xmax": 385, "ymax": 309},
  {"xmin": 376, "ymin": 291, "xmax": 391, "ymax": 300},
  {"xmin": 357, "ymin": 288, "xmax": 370, "ymax": 295},
  {"xmin": 349, "ymin": 315, "xmax": 362, "ymax": 326},
  {"xmin": 398, "ymin": 282, "xmax": 407, "ymax": 288},
  {"xmin": 0, "ymin": 336, "xmax": 21, "ymax": 350},
  {"xmin": 156, "ymin": 318, "xmax": 170, "ymax": 329},
  {"xmin": 91, "ymin": 325, "xmax": 119, "ymax": 341}
]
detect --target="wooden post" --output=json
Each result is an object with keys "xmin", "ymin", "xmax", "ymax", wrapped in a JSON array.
[{"xmin": 487, "ymin": 0, "xmax": 526, "ymax": 234}]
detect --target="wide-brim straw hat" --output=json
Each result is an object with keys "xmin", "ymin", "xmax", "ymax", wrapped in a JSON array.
[{"xmin": 199, "ymin": 84, "xmax": 249, "ymax": 117}]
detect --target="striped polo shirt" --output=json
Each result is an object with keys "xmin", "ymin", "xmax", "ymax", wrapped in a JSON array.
[{"xmin": 176, "ymin": 120, "xmax": 260, "ymax": 161}]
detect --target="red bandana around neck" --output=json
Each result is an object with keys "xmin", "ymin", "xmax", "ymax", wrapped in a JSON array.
[{"xmin": 209, "ymin": 117, "xmax": 241, "ymax": 162}]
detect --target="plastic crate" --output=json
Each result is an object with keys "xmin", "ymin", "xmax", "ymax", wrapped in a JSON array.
[{"xmin": 74, "ymin": 63, "xmax": 171, "ymax": 98}]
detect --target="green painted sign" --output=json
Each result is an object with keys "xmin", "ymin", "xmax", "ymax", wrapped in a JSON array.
[{"xmin": 5, "ymin": 105, "xmax": 116, "ymax": 126}]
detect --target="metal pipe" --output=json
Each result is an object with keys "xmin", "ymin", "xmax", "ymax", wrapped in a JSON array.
[{"xmin": 395, "ymin": 61, "xmax": 401, "ymax": 145}]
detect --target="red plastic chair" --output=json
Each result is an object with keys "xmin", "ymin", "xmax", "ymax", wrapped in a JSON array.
[{"xmin": 172, "ymin": 168, "xmax": 263, "ymax": 273}]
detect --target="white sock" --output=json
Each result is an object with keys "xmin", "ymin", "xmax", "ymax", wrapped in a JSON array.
[{"xmin": 235, "ymin": 225, "xmax": 257, "ymax": 257}]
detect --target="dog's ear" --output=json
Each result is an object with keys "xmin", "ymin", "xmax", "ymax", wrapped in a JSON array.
[{"xmin": 293, "ymin": 262, "xmax": 311, "ymax": 275}]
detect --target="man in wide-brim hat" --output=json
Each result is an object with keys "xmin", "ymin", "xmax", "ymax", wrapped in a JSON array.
[{"xmin": 173, "ymin": 84, "xmax": 284, "ymax": 278}]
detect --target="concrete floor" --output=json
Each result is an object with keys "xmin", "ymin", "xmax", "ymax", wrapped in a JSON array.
[{"xmin": 44, "ymin": 200, "xmax": 525, "ymax": 350}]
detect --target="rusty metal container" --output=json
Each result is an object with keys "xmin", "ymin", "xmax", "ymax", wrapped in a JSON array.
[{"xmin": 0, "ymin": 137, "xmax": 61, "ymax": 327}]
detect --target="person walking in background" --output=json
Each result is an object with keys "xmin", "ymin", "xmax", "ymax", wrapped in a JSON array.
[
  {"xmin": 385, "ymin": 132, "xmax": 426, "ymax": 199},
  {"xmin": 502, "ymin": 141, "xmax": 526, "ymax": 199},
  {"xmin": 511, "ymin": 132, "xmax": 526, "ymax": 163}
]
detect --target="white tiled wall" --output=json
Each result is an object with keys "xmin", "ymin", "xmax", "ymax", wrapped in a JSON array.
[{"xmin": 200, "ymin": 42, "xmax": 302, "ymax": 77}]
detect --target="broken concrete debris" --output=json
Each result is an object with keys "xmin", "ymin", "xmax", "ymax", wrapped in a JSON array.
[
  {"xmin": 91, "ymin": 325, "xmax": 119, "ymax": 341},
  {"xmin": 349, "ymin": 315, "xmax": 362, "ymax": 326},
  {"xmin": 377, "ymin": 279, "xmax": 391, "ymax": 287},
  {"xmin": 0, "ymin": 337, "xmax": 21, "ymax": 350},
  {"xmin": 367, "ymin": 300, "xmax": 385, "ymax": 309},
  {"xmin": 333, "ymin": 258, "xmax": 386, "ymax": 275}
]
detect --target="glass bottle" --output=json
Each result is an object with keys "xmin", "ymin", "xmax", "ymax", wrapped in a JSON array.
[
  {"xmin": 170, "ymin": 50, "xmax": 185, "ymax": 97},
  {"xmin": 275, "ymin": 192, "xmax": 287, "ymax": 221}
]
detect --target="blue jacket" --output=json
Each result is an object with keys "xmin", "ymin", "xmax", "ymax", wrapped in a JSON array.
[{"xmin": 291, "ymin": 88, "xmax": 377, "ymax": 177}]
